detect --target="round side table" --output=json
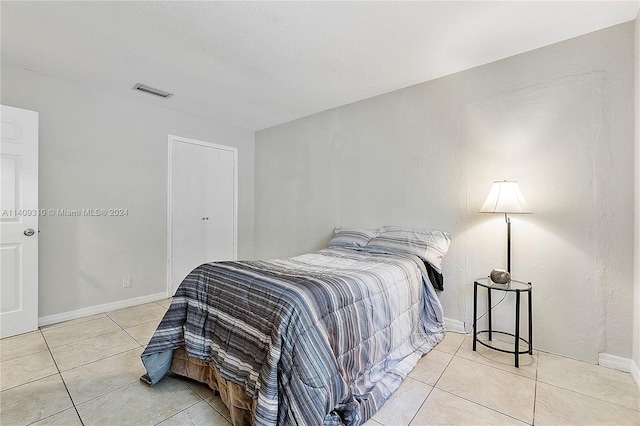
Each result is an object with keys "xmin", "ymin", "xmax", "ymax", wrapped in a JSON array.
[{"xmin": 472, "ymin": 277, "xmax": 532, "ymax": 367}]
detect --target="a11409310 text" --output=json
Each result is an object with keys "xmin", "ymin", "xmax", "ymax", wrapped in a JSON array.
[{"xmin": 1, "ymin": 209, "xmax": 129, "ymax": 217}]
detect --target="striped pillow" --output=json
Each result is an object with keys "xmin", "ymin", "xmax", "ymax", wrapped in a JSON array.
[
  {"xmin": 365, "ymin": 226, "xmax": 451, "ymax": 273},
  {"xmin": 327, "ymin": 227, "xmax": 377, "ymax": 249}
]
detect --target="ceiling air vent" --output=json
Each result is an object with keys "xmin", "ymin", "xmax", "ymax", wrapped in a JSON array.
[{"xmin": 132, "ymin": 83, "xmax": 173, "ymax": 99}]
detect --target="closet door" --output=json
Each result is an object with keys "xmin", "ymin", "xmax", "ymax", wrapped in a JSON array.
[{"xmin": 168, "ymin": 136, "xmax": 237, "ymax": 294}]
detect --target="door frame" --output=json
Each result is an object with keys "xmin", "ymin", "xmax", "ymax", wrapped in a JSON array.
[
  {"xmin": 167, "ymin": 135, "xmax": 238, "ymax": 296},
  {"xmin": 1, "ymin": 105, "xmax": 39, "ymax": 338}
]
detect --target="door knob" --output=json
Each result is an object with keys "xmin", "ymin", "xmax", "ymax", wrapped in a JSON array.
[{"xmin": 24, "ymin": 228, "xmax": 35, "ymax": 236}]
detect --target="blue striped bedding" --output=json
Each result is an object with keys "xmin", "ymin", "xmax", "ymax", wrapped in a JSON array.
[{"xmin": 141, "ymin": 247, "xmax": 445, "ymax": 425}]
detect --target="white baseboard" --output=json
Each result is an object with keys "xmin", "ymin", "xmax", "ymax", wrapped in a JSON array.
[
  {"xmin": 599, "ymin": 353, "xmax": 640, "ymax": 391},
  {"xmin": 598, "ymin": 353, "xmax": 633, "ymax": 372},
  {"xmin": 630, "ymin": 359, "xmax": 640, "ymax": 391},
  {"xmin": 444, "ymin": 317, "xmax": 467, "ymax": 334},
  {"xmin": 38, "ymin": 292, "xmax": 169, "ymax": 327}
]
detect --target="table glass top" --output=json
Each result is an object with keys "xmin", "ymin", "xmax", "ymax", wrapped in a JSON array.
[{"xmin": 474, "ymin": 277, "xmax": 531, "ymax": 291}]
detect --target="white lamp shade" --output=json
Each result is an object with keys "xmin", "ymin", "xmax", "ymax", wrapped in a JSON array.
[{"xmin": 480, "ymin": 181, "xmax": 532, "ymax": 214}]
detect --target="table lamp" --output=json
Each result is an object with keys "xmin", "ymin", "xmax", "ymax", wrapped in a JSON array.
[{"xmin": 480, "ymin": 181, "xmax": 531, "ymax": 274}]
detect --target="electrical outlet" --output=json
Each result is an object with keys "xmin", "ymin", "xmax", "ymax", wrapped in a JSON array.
[{"xmin": 122, "ymin": 276, "xmax": 132, "ymax": 288}]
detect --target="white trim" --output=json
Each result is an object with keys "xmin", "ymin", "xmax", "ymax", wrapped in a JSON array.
[
  {"xmin": 631, "ymin": 359, "xmax": 640, "ymax": 391},
  {"xmin": 444, "ymin": 317, "xmax": 467, "ymax": 334},
  {"xmin": 599, "ymin": 354, "xmax": 640, "ymax": 391},
  {"xmin": 167, "ymin": 135, "xmax": 238, "ymax": 296},
  {"xmin": 38, "ymin": 293, "xmax": 168, "ymax": 328},
  {"xmin": 598, "ymin": 352, "xmax": 634, "ymax": 373}
]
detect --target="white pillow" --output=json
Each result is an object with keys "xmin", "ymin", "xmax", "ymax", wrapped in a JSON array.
[
  {"xmin": 327, "ymin": 226, "xmax": 377, "ymax": 249},
  {"xmin": 365, "ymin": 226, "xmax": 451, "ymax": 272}
]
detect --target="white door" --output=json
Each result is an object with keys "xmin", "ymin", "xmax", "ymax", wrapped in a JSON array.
[
  {"xmin": 168, "ymin": 135, "xmax": 237, "ymax": 294},
  {"xmin": 1, "ymin": 105, "xmax": 38, "ymax": 338}
]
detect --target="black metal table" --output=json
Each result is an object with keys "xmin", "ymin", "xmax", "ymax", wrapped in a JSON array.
[{"xmin": 473, "ymin": 277, "xmax": 532, "ymax": 367}]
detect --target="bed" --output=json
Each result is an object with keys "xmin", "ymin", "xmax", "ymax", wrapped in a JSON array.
[{"xmin": 141, "ymin": 226, "xmax": 450, "ymax": 425}]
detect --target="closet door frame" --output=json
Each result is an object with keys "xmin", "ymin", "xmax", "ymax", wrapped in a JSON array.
[{"xmin": 167, "ymin": 134, "xmax": 238, "ymax": 296}]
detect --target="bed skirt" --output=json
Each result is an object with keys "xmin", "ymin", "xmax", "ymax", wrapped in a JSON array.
[{"xmin": 170, "ymin": 347, "xmax": 257, "ymax": 426}]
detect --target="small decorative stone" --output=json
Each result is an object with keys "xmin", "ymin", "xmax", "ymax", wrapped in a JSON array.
[{"xmin": 490, "ymin": 269, "xmax": 511, "ymax": 284}]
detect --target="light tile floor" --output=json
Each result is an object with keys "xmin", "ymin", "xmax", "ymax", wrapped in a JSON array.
[{"xmin": 1, "ymin": 300, "xmax": 639, "ymax": 425}]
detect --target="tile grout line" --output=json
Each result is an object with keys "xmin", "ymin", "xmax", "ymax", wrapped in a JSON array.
[
  {"xmin": 114, "ymin": 306, "xmax": 207, "ymax": 426},
  {"xmin": 151, "ymin": 398, "xmax": 204, "ymax": 425},
  {"xmin": 536, "ymin": 352, "xmax": 639, "ymax": 412},
  {"xmin": 40, "ymin": 314, "xmax": 111, "ymax": 333},
  {"xmin": 0, "ymin": 351, "xmax": 58, "ymax": 392},
  {"xmin": 404, "ymin": 351, "xmax": 455, "ymax": 426},
  {"xmin": 41, "ymin": 316, "xmax": 121, "ymax": 351},
  {"xmin": 532, "ymin": 353, "xmax": 539, "ymax": 426},
  {"xmin": 39, "ymin": 309, "xmax": 152, "ymax": 425},
  {"xmin": 136, "ymin": 301, "xmax": 235, "ymax": 425},
  {"xmin": 534, "ymin": 379, "xmax": 640, "ymax": 413},
  {"xmin": 57, "ymin": 314, "xmax": 147, "ymax": 424},
  {"xmin": 57, "ymin": 346, "xmax": 144, "ymax": 376},
  {"xmin": 39, "ymin": 328, "xmax": 85, "ymax": 426},
  {"xmin": 403, "ymin": 336, "xmax": 470, "ymax": 425},
  {"xmin": 455, "ymin": 348, "xmax": 533, "ymax": 425},
  {"xmin": 428, "ymin": 386, "xmax": 532, "ymax": 425},
  {"xmin": 179, "ymin": 375, "xmax": 234, "ymax": 424},
  {"xmin": 430, "ymin": 337, "xmax": 537, "ymax": 425},
  {"xmin": 199, "ymin": 400, "xmax": 233, "ymax": 425}
]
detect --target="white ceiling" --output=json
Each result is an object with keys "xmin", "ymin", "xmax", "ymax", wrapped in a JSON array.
[{"xmin": 2, "ymin": 1, "xmax": 638, "ymax": 132}]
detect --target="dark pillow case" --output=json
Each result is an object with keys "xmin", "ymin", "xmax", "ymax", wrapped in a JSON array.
[{"xmin": 424, "ymin": 261, "xmax": 444, "ymax": 291}]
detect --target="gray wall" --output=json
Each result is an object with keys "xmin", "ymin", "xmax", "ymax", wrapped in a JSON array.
[
  {"xmin": 255, "ymin": 23, "xmax": 636, "ymax": 363},
  {"xmin": 1, "ymin": 64, "xmax": 255, "ymax": 318}
]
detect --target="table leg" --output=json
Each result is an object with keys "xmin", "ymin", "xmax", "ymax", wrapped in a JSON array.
[
  {"xmin": 488, "ymin": 288, "xmax": 492, "ymax": 341},
  {"xmin": 515, "ymin": 291, "xmax": 521, "ymax": 368},
  {"xmin": 528, "ymin": 286, "xmax": 533, "ymax": 355},
  {"xmin": 473, "ymin": 282, "xmax": 477, "ymax": 351}
]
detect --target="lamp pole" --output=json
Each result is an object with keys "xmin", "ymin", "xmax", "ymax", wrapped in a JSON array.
[{"xmin": 505, "ymin": 213, "xmax": 511, "ymax": 273}]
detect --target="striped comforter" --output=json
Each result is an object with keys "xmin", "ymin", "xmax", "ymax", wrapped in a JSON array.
[{"xmin": 141, "ymin": 247, "xmax": 445, "ymax": 425}]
